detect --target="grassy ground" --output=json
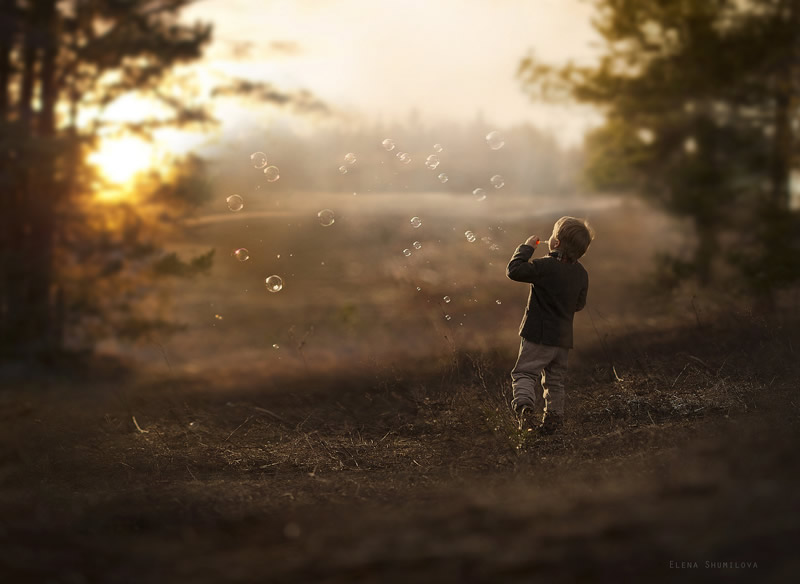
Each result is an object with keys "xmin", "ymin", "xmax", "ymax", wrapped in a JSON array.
[{"xmin": 1, "ymin": 312, "xmax": 799, "ymax": 583}]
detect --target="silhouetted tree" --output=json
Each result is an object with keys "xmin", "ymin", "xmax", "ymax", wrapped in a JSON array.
[
  {"xmin": 0, "ymin": 0, "xmax": 213, "ymax": 358},
  {"xmin": 519, "ymin": 0, "xmax": 799, "ymax": 300}
]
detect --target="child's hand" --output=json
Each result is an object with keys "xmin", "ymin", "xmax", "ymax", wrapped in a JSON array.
[{"xmin": 525, "ymin": 235, "xmax": 540, "ymax": 247}]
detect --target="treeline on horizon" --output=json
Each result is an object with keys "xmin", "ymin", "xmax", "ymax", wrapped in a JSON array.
[{"xmin": 206, "ymin": 113, "xmax": 585, "ymax": 200}]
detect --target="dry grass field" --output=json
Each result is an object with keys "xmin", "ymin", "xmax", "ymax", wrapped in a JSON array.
[{"xmin": 2, "ymin": 192, "xmax": 798, "ymax": 583}]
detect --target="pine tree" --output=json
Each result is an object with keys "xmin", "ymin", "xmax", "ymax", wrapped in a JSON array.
[
  {"xmin": 0, "ymin": 0, "xmax": 213, "ymax": 358},
  {"xmin": 519, "ymin": 0, "xmax": 799, "ymax": 298}
]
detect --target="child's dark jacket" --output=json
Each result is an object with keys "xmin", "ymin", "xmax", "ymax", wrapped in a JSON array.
[{"xmin": 506, "ymin": 244, "xmax": 588, "ymax": 349}]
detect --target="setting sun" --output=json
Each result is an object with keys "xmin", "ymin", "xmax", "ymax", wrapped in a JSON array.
[{"xmin": 88, "ymin": 136, "xmax": 155, "ymax": 185}]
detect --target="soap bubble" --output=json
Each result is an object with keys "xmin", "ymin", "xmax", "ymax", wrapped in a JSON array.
[
  {"xmin": 438, "ymin": 173, "xmax": 448, "ymax": 183},
  {"xmin": 344, "ymin": 152, "xmax": 357, "ymax": 164},
  {"xmin": 402, "ymin": 249, "xmax": 412, "ymax": 257},
  {"xmin": 443, "ymin": 296, "xmax": 451, "ymax": 303},
  {"xmin": 486, "ymin": 130, "xmax": 505, "ymax": 150},
  {"xmin": 265, "ymin": 275, "xmax": 283, "ymax": 293},
  {"xmin": 425, "ymin": 155, "xmax": 440, "ymax": 170},
  {"xmin": 445, "ymin": 314, "xmax": 451, "ymax": 321},
  {"xmin": 433, "ymin": 143, "xmax": 443, "ymax": 153},
  {"xmin": 472, "ymin": 188, "xmax": 487, "ymax": 202},
  {"xmin": 338, "ymin": 165, "xmax": 348, "ymax": 175},
  {"xmin": 396, "ymin": 151, "xmax": 404, "ymax": 158},
  {"xmin": 496, "ymin": 299, "xmax": 502, "ymax": 305},
  {"xmin": 400, "ymin": 153, "xmax": 411, "ymax": 164},
  {"xmin": 250, "ymin": 151, "xmax": 267, "ymax": 168},
  {"xmin": 490, "ymin": 174, "xmax": 505, "ymax": 189},
  {"xmin": 226, "ymin": 194, "xmax": 244, "ymax": 212},
  {"xmin": 382, "ymin": 138, "xmax": 396, "ymax": 151},
  {"xmin": 410, "ymin": 216, "xmax": 422, "ymax": 228},
  {"xmin": 317, "ymin": 209, "xmax": 335, "ymax": 226},
  {"xmin": 416, "ymin": 286, "xmax": 421, "ymax": 291},
  {"xmin": 273, "ymin": 344, "xmax": 280, "ymax": 349},
  {"xmin": 465, "ymin": 230, "xmax": 476, "ymax": 243},
  {"xmin": 263, "ymin": 166, "xmax": 280, "ymax": 182},
  {"xmin": 233, "ymin": 248, "xmax": 250, "ymax": 262},
  {"xmin": 412, "ymin": 241, "xmax": 422, "ymax": 249}
]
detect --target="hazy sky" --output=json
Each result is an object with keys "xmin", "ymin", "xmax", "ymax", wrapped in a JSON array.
[{"xmin": 183, "ymin": 0, "xmax": 603, "ymax": 146}]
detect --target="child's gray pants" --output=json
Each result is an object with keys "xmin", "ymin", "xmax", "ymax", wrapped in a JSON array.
[{"xmin": 510, "ymin": 338, "xmax": 569, "ymax": 416}]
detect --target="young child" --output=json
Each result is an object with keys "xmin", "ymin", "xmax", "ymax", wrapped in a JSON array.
[{"xmin": 506, "ymin": 216, "xmax": 594, "ymax": 434}]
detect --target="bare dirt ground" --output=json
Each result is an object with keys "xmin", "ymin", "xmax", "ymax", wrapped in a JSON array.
[{"xmin": 1, "ymin": 313, "xmax": 799, "ymax": 583}]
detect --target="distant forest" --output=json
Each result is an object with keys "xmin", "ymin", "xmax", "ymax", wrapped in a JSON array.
[{"xmin": 207, "ymin": 113, "xmax": 585, "ymax": 199}]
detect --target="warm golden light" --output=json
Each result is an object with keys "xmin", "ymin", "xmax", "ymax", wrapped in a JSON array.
[{"xmin": 88, "ymin": 136, "xmax": 155, "ymax": 185}]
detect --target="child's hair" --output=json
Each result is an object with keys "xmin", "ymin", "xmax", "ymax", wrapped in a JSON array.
[{"xmin": 551, "ymin": 216, "xmax": 595, "ymax": 261}]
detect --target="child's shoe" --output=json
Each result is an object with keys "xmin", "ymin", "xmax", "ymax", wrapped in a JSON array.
[
  {"xmin": 516, "ymin": 405, "xmax": 537, "ymax": 432},
  {"xmin": 539, "ymin": 411, "xmax": 563, "ymax": 435}
]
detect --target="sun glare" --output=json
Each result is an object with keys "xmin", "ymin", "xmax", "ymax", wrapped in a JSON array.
[{"xmin": 88, "ymin": 136, "xmax": 155, "ymax": 185}]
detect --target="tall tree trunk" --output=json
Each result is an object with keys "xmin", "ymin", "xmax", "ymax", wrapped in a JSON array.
[
  {"xmin": 26, "ymin": 0, "xmax": 59, "ymax": 353},
  {"xmin": 0, "ymin": 0, "xmax": 13, "ymax": 116}
]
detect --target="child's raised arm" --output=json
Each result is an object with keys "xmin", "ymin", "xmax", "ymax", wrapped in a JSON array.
[{"xmin": 506, "ymin": 236, "xmax": 543, "ymax": 284}]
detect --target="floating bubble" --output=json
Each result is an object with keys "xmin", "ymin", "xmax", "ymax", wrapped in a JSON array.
[
  {"xmin": 226, "ymin": 194, "xmax": 244, "ymax": 212},
  {"xmin": 425, "ymin": 155, "xmax": 440, "ymax": 170},
  {"xmin": 464, "ymin": 231, "xmax": 476, "ymax": 243},
  {"xmin": 496, "ymin": 299, "xmax": 502, "ymax": 305},
  {"xmin": 338, "ymin": 165, "xmax": 348, "ymax": 175},
  {"xmin": 317, "ymin": 209, "xmax": 335, "ymax": 226},
  {"xmin": 263, "ymin": 166, "xmax": 280, "ymax": 182},
  {"xmin": 490, "ymin": 174, "xmax": 505, "ymax": 189},
  {"xmin": 250, "ymin": 151, "xmax": 267, "ymax": 168},
  {"xmin": 233, "ymin": 248, "xmax": 250, "ymax": 262},
  {"xmin": 472, "ymin": 188, "xmax": 487, "ymax": 202},
  {"xmin": 344, "ymin": 152, "xmax": 357, "ymax": 164},
  {"xmin": 273, "ymin": 343, "xmax": 280, "ymax": 349},
  {"xmin": 265, "ymin": 275, "xmax": 283, "ymax": 293},
  {"xmin": 382, "ymin": 138, "xmax": 396, "ymax": 151},
  {"xmin": 438, "ymin": 173, "xmax": 448, "ymax": 183},
  {"xmin": 410, "ymin": 216, "xmax": 422, "ymax": 228},
  {"xmin": 416, "ymin": 286, "xmax": 422, "ymax": 291},
  {"xmin": 215, "ymin": 314, "xmax": 223, "ymax": 320},
  {"xmin": 412, "ymin": 241, "xmax": 422, "ymax": 249},
  {"xmin": 443, "ymin": 296, "xmax": 451, "ymax": 303},
  {"xmin": 433, "ymin": 143, "xmax": 443, "ymax": 153},
  {"xmin": 445, "ymin": 314, "xmax": 451, "ymax": 321},
  {"xmin": 402, "ymin": 249, "xmax": 412, "ymax": 257},
  {"xmin": 486, "ymin": 130, "xmax": 505, "ymax": 150},
  {"xmin": 400, "ymin": 153, "xmax": 411, "ymax": 164},
  {"xmin": 396, "ymin": 151, "xmax": 404, "ymax": 158}
]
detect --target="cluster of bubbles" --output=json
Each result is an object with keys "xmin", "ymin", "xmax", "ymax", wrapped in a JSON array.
[
  {"xmin": 317, "ymin": 208, "xmax": 335, "ymax": 227},
  {"xmin": 339, "ymin": 151, "xmax": 357, "ymax": 174},
  {"xmin": 223, "ymin": 154, "xmax": 288, "ymax": 295},
  {"xmin": 465, "ymin": 231, "xmax": 476, "ymax": 243}
]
